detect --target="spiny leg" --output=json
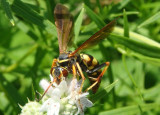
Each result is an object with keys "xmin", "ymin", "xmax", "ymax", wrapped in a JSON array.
[
  {"xmin": 76, "ymin": 62, "xmax": 86, "ymax": 93},
  {"xmin": 85, "ymin": 62, "xmax": 110, "ymax": 92}
]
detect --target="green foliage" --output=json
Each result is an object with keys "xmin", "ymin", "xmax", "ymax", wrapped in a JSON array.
[{"xmin": 0, "ymin": 0, "xmax": 160, "ymax": 114}]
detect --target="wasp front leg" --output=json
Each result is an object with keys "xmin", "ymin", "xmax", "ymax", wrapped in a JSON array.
[
  {"xmin": 50, "ymin": 59, "xmax": 58, "ymax": 75},
  {"xmin": 75, "ymin": 62, "xmax": 86, "ymax": 93}
]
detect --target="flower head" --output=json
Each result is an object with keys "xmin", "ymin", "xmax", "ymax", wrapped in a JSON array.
[
  {"xmin": 19, "ymin": 99, "xmax": 42, "ymax": 115},
  {"xmin": 39, "ymin": 78, "xmax": 93, "ymax": 115},
  {"xmin": 20, "ymin": 75, "xmax": 93, "ymax": 115}
]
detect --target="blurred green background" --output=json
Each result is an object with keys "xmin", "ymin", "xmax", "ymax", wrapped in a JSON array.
[{"xmin": 0, "ymin": 0, "xmax": 160, "ymax": 115}]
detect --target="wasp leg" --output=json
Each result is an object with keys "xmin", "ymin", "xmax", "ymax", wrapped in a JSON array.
[
  {"xmin": 85, "ymin": 62, "xmax": 110, "ymax": 92},
  {"xmin": 72, "ymin": 64, "xmax": 77, "ymax": 79},
  {"xmin": 70, "ymin": 63, "xmax": 84, "ymax": 112},
  {"xmin": 50, "ymin": 58, "xmax": 58, "ymax": 74},
  {"xmin": 76, "ymin": 62, "xmax": 86, "ymax": 93}
]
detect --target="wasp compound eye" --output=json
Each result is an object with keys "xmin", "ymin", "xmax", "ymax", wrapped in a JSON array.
[{"xmin": 52, "ymin": 67, "xmax": 61, "ymax": 78}]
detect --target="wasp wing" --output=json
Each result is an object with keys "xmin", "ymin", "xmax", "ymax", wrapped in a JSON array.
[
  {"xmin": 70, "ymin": 20, "xmax": 116, "ymax": 56},
  {"xmin": 54, "ymin": 4, "xmax": 73, "ymax": 53}
]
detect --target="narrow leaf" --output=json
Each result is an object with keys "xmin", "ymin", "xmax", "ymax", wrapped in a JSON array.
[
  {"xmin": 84, "ymin": 4, "xmax": 105, "ymax": 28},
  {"xmin": 1, "ymin": 0, "xmax": 15, "ymax": 26},
  {"xmin": 110, "ymin": 34, "xmax": 160, "ymax": 58},
  {"xmin": 90, "ymin": 80, "xmax": 118, "ymax": 103},
  {"xmin": 74, "ymin": 6, "xmax": 84, "ymax": 40},
  {"xmin": 114, "ymin": 27, "xmax": 160, "ymax": 48},
  {"xmin": 0, "ymin": 74, "xmax": 24, "ymax": 113},
  {"xmin": 138, "ymin": 11, "xmax": 160, "ymax": 28},
  {"xmin": 11, "ymin": 0, "xmax": 57, "ymax": 36},
  {"xmin": 123, "ymin": 9, "xmax": 129, "ymax": 37},
  {"xmin": 110, "ymin": 11, "xmax": 139, "ymax": 18},
  {"xmin": 99, "ymin": 103, "xmax": 159, "ymax": 115},
  {"xmin": 1, "ymin": 44, "xmax": 38, "ymax": 73},
  {"xmin": 15, "ymin": 18, "xmax": 39, "ymax": 41},
  {"xmin": 118, "ymin": 0, "xmax": 131, "ymax": 9}
]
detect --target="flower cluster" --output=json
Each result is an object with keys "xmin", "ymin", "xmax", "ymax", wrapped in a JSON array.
[{"xmin": 20, "ymin": 76, "xmax": 93, "ymax": 115}]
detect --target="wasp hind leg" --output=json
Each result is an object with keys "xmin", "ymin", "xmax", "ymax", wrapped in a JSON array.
[{"xmin": 85, "ymin": 62, "xmax": 110, "ymax": 92}]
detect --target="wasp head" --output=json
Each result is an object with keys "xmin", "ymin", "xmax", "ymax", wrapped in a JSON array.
[{"xmin": 50, "ymin": 66, "xmax": 68, "ymax": 84}]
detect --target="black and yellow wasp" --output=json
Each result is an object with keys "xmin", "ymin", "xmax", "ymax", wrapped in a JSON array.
[{"xmin": 40, "ymin": 4, "xmax": 116, "ymax": 100}]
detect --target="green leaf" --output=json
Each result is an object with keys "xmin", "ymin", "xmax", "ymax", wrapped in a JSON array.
[
  {"xmin": 118, "ymin": 0, "xmax": 131, "ymax": 9},
  {"xmin": 122, "ymin": 55, "xmax": 144, "ymax": 101},
  {"xmin": 110, "ymin": 11, "xmax": 139, "ymax": 18},
  {"xmin": 90, "ymin": 80, "xmax": 118, "ymax": 103},
  {"xmin": 96, "ymin": 0, "xmax": 103, "ymax": 14},
  {"xmin": 114, "ymin": 27, "xmax": 160, "ymax": 48},
  {"xmin": 138, "ymin": 11, "xmax": 160, "ymax": 28},
  {"xmin": 141, "ymin": 2, "xmax": 160, "ymax": 9},
  {"xmin": 74, "ymin": 6, "xmax": 84, "ymax": 40},
  {"xmin": 11, "ymin": 0, "xmax": 57, "ymax": 37},
  {"xmin": 134, "ymin": 53, "xmax": 160, "ymax": 66},
  {"xmin": 117, "ymin": 48, "xmax": 160, "ymax": 66},
  {"xmin": 99, "ymin": 103, "xmax": 159, "ymax": 115},
  {"xmin": 15, "ymin": 18, "xmax": 39, "ymax": 41},
  {"xmin": 0, "ymin": 73, "xmax": 24, "ymax": 114},
  {"xmin": 123, "ymin": 9, "xmax": 129, "ymax": 37},
  {"xmin": 110, "ymin": 34, "xmax": 160, "ymax": 58},
  {"xmin": 84, "ymin": 4, "xmax": 105, "ymax": 28},
  {"xmin": 1, "ymin": 44, "xmax": 38, "ymax": 73},
  {"xmin": 1, "ymin": 0, "xmax": 15, "ymax": 26}
]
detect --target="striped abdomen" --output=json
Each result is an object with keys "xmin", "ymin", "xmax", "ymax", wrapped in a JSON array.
[{"xmin": 80, "ymin": 54, "xmax": 102, "ymax": 93}]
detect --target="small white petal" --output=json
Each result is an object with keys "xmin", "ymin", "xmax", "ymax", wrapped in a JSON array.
[
  {"xmin": 78, "ymin": 92, "xmax": 89, "ymax": 98},
  {"xmin": 51, "ymin": 88, "xmax": 61, "ymax": 100},
  {"xmin": 39, "ymin": 79, "xmax": 54, "ymax": 95},
  {"xmin": 49, "ymin": 74, "xmax": 53, "ymax": 81},
  {"xmin": 40, "ymin": 98, "xmax": 52, "ymax": 112},
  {"xmin": 80, "ymin": 97, "xmax": 93, "ymax": 107},
  {"xmin": 58, "ymin": 80, "xmax": 68, "ymax": 96},
  {"xmin": 40, "ymin": 98, "xmax": 60, "ymax": 115},
  {"xmin": 75, "ymin": 93, "xmax": 93, "ymax": 115},
  {"xmin": 47, "ymin": 102, "xmax": 60, "ymax": 115}
]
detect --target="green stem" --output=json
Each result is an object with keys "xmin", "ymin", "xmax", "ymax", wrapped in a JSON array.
[
  {"xmin": 122, "ymin": 55, "xmax": 144, "ymax": 101},
  {"xmin": 1, "ymin": 43, "xmax": 38, "ymax": 73},
  {"xmin": 99, "ymin": 43, "xmax": 117, "ymax": 108}
]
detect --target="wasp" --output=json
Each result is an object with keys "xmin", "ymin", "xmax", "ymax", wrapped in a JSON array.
[{"xmin": 39, "ymin": 4, "xmax": 116, "ymax": 100}]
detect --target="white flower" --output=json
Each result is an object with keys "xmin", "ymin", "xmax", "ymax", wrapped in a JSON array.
[
  {"xmin": 19, "ymin": 99, "xmax": 43, "ymax": 115},
  {"xmin": 39, "ymin": 78, "xmax": 93, "ymax": 115},
  {"xmin": 40, "ymin": 98, "xmax": 60, "ymax": 115},
  {"xmin": 67, "ymin": 79, "xmax": 93, "ymax": 115},
  {"xmin": 75, "ymin": 92, "xmax": 93, "ymax": 115},
  {"xmin": 39, "ymin": 79, "xmax": 66, "ymax": 115}
]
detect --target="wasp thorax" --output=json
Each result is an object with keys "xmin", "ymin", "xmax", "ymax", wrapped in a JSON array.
[{"xmin": 58, "ymin": 53, "xmax": 70, "ymax": 66}]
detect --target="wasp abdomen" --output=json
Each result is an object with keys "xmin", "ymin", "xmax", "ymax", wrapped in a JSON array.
[
  {"xmin": 80, "ymin": 54, "xmax": 99, "ymax": 69},
  {"xmin": 80, "ymin": 54, "xmax": 102, "ymax": 93}
]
